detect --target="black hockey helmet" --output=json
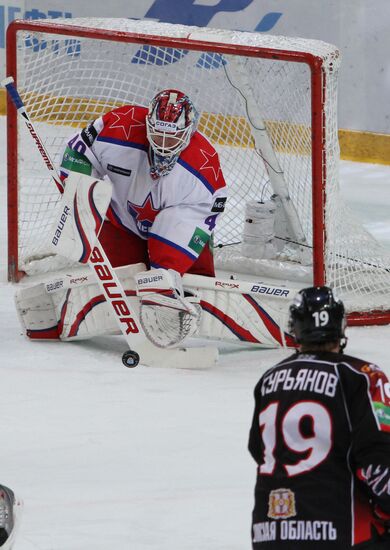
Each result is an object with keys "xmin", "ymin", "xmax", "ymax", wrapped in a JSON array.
[{"xmin": 288, "ymin": 286, "xmax": 346, "ymax": 345}]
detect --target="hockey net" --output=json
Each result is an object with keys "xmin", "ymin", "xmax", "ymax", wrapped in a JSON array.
[{"xmin": 5, "ymin": 18, "xmax": 390, "ymax": 323}]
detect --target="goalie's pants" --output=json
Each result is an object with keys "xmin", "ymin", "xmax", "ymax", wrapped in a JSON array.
[{"xmin": 99, "ymin": 221, "xmax": 215, "ymax": 276}]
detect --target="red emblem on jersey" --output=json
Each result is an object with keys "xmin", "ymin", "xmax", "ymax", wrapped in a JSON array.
[
  {"xmin": 199, "ymin": 149, "xmax": 221, "ymax": 180},
  {"xmin": 127, "ymin": 193, "xmax": 160, "ymax": 235},
  {"xmin": 108, "ymin": 107, "xmax": 145, "ymax": 140}
]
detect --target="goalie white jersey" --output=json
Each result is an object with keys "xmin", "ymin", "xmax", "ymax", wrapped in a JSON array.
[{"xmin": 60, "ymin": 105, "xmax": 227, "ymax": 274}]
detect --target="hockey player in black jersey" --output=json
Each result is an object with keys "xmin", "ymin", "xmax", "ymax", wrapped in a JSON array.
[{"xmin": 249, "ymin": 286, "xmax": 390, "ymax": 549}]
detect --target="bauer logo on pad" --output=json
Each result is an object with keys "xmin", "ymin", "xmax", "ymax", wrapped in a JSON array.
[{"xmin": 51, "ymin": 205, "xmax": 71, "ymax": 246}]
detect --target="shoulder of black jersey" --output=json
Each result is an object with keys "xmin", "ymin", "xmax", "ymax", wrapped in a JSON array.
[
  {"xmin": 277, "ymin": 351, "xmax": 300, "ymax": 366},
  {"xmin": 287, "ymin": 350, "xmax": 367, "ymax": 369},
  {"xmin": 335, "ymin": 353, "xmax": 385, "ymax": 381},
  {"xmin": 255, "ymin": 352, "xmax": 299, "ymax": 382},
  {"xmin": 337, "ymin": 353, "xmax": 373, "ymax": 370}
]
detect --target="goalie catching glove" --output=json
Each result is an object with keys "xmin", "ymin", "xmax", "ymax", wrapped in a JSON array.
[{"xmin": 136, "ymin": 268, "xmax": 202, "ymax": 348}]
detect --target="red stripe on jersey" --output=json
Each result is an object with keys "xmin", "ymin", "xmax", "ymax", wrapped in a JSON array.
[
  {"xmin": 353, "ymin": 490, "xmax": 386, "ymax": 545},
  {"xmin": 359, "ymin": 364, "xmax": 390, "ymax": 431},
  {"xmin": 100, "ymin": 105, "xmax": 148, "ymax": 146},
  {"xmin": 373, "ymin": 504, "xmax": 390, "ymax": 521},
  {"xmin": 148, "ymin": 235, "xmax": 196, "ymax": 274},
  {"xmin": 106, "ymin": 206, "xmax": 125, "ymax": 232}
]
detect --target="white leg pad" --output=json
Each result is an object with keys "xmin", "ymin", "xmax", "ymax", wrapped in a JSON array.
[
  {"xmin": 193, "ymin": 288, "xmax": 294, "ymax": 348},
  {"xmin": 15, "ymin": 282, "xmax": 62, "ymax": 339},
  {"xmin": 15, "ymin": 264, "xmax": 145, "ymax": 341},
  {"xmin": 15, "ymin": 266, "xmax": 295, "ymax": 351}
]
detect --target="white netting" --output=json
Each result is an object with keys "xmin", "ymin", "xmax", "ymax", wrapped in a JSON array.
[{"xmin": 9, "ymin": 18, "xmax": 390, "ymax": 314}]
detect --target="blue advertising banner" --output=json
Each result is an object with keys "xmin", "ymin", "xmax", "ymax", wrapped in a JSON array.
[{"xmin": 0, "ymin": 0, "xmax": 389, "ymax": 135}]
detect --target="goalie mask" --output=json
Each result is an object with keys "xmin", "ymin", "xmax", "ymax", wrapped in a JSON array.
[
  {"xmin": 288, "ymin": 286, "xmax": 346, "ymax": 346},
  {"xmin": 146, "ymin": 89, "xmax": 199, "ymax": 179}
]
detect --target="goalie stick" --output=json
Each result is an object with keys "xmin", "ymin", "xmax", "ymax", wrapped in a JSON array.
[{"xmin": 3, "ymin": 76, "xmax": 218, "ymax": 369}]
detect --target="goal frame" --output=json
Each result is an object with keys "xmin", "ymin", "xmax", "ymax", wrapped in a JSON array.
[{"xmin": 5, "ymin": 19, "xmax": 388, "ymax": 326}]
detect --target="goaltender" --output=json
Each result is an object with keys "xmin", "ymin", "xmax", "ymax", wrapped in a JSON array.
[{"xmin": 249, "ymin": 286, "xmax": 390, "ymax": 549}]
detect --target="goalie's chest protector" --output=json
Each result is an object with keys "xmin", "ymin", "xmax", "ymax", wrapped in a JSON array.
[{"xmin": 91, "ymin": 105, "xmax": 225, "ymax": 240}]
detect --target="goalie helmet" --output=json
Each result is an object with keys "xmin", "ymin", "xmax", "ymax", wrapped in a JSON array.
[
  {"xmin": 146, "ymin": 89, "xmax": 199, "ymax": 178},
  {"xmin": 288, "ymin": 286, "xmax": 346, "ymax": 345}
]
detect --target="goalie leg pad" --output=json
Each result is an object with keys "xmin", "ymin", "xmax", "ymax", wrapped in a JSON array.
[
  {"xmin": 15, "ymin": 283, "xmax": 61, "ymax": 340},
  {"xmin": 192, "ymin": 287, "xmax": 295, "ymax": 348},
  {"xmin": 15, "ymin": 264, "xmax": 145, "ymax": 341}
]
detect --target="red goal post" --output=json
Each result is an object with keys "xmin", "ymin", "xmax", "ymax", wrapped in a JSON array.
[{"xmin": 5, "ymin": 18, "xmax": 390, "ymax": 325}]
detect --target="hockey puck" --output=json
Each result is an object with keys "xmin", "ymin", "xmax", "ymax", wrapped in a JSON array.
[{"xmin": 122, "ymin": 350, "xmax": 140, "ymax": 368}]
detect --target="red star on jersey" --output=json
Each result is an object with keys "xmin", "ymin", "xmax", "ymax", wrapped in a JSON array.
[
  {"xmin": 108, "ymin": 107, "xmax": 145, "ymax": 140},
  {"xmin": 199, "ymin": 149, "xmax": 221, "ymax": 181},
  {"xmin": 127, "ymin": 193, "xmax": 160, "ymax": 234}
]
